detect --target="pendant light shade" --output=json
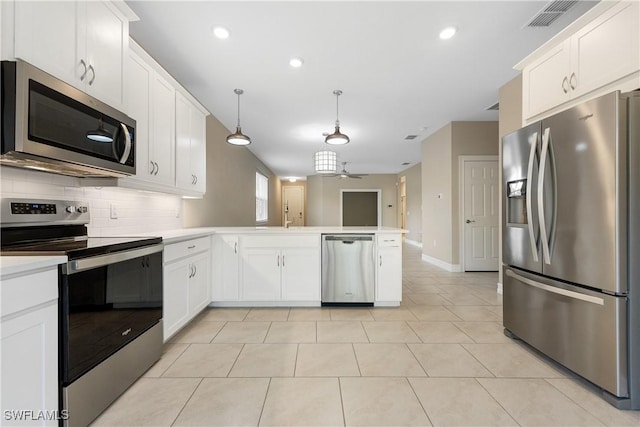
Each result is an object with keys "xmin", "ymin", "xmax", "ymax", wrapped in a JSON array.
[
  {"xmin": 226, "ymin": 89, "xmax": 251, "ymax": 145},
  {"xmin": 314, "ymin": 150, "xmax": 337, "ymax": 174},
  {"xmin": 325, "ymin": 90, "xmax": 350, "ymax": 145}
]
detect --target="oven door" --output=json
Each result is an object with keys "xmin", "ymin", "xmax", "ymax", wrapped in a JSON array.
[{"xmin": 59, "ymin": 244, "xmax": 163, "ymax": 385}]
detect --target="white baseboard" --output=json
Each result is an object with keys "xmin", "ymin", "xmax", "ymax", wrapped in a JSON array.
[
  {"xmin": 421, "ymin": 254, "xmax": 462, "ymax": 272},
  {"xmin": 404, "ymin": 239, "xmax": 422, "ymax": 248},
  {"xmin": 497, "ymin": 282, "xmax": 503, "ymax": 294}
]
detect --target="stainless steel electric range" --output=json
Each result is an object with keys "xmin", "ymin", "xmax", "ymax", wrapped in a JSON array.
[{"xmin": 1, "ymin": 198, "xmax": 163, "ymax": 427}]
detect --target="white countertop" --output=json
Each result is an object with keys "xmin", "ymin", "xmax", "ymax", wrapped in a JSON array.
[
  {"xmin": 0, "ymin": 255, "xmax": 68, "ymax": 278},
  {"xmin": 128, "ymin": 226, "xmax": 406, "ymax": 244}
]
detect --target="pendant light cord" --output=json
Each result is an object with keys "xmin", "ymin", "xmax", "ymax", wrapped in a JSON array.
[
  {"xmin": 237, "ymin": 92, "xmax": 241, "ymax": 128},
  {"xmin": 335, "ymin": 91, "xmax": 340, "ymax": 127}
]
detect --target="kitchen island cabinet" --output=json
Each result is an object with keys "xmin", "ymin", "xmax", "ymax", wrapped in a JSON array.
[{"xmin": 1, "ymin": 256, "xmax": 67, "ymax": 427}]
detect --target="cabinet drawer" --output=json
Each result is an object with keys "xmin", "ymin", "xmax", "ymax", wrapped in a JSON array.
[
  {"xmin": 164, "ymin": 236, "xmax": 211, "ymax": 263},
  {"xmin": 241, "ymin": 235, "xmax": 320, "ymax": 249},
  {"xmin": 2, "ymin": 268, "xmax": 58, "ymax": 317},
  {"xmin": 378, "ymin": 234, "xmax": 402, "ymax": 247}
]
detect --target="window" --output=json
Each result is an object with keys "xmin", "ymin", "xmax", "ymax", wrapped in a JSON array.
[{"xmin": 256, "ymin": 172, "xmax": 268, "ymax": 223}]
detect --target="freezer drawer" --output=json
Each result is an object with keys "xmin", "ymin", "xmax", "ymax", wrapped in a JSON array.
[{"xmin": 504, "ymin": 267, "xmax": 628, "ymax": 398}]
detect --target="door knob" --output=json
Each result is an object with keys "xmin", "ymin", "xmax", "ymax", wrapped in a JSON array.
[{"xmin": 466, "ymin": 219, "xmax": 475, "ymax": 224}]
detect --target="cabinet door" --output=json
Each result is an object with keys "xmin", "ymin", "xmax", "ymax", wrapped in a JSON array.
[
  {"xmin": 281, "ymin": 247, "xmax": 320, "ymax": 301},
  {"xmin": 83, "ymin": 0, "xmax": 127, "ymax": 110},
  {"xmin": 376, "ymin": 246, "xmax": 402, "ymax": 302},
  {"xmin": 188, "ymin": 252, "xmax": 211, "ymax": 315},
  {"xmin": 190, "ymin": 107, "xmax": 207, "ymax": 193},
  {"xmin": 150, "ymin": 74, "xmax": 176, "ymax": 186},
  {"xmin": 571, "ymin": 1, "xmax": 640, "ymax": 98},
  {"xmin": 175, "ymin": 92, "xmax": 193, "ymax": 190},
  {"xmin": 124, "ymin": 50, "xmax": 152, "ymax": 182},
  {"xmin": 213, "ymin": 235, "xmax": 240, "ymax": 301},
  {"xmin": 163, "ymin": 260, "xmax": 190, "ymax": 340},
  {"xmin": 14, "ymin": 1, "xmax": 79, "ymax": 85},
  {"xmin": 1, "ymin": 302, "xmax": 58, "ymax": 426},
  {"xmin": 523, "ymin": 41, "xmax": 571, "ymax": 119},
  {"xmin": 241, "ymin": 248, "xmax": 281, "ymax": 301}
]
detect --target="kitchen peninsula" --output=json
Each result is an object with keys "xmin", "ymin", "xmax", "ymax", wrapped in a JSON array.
[{"xmin": 153, "ymin": 226, "xmax": 404, "ymax": 340}]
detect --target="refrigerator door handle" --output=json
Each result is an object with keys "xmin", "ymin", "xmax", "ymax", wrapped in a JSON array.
[
  {"xmin": 538, "ymin": 127, "xmax": 552, "ymax": 264},
  {"xmin": 505, "ymin": 270, "xmax": 604, "ymax": 305},
  {"xmin": 526, "ymin": 131, "xmax": 539, "ymax": 262}
]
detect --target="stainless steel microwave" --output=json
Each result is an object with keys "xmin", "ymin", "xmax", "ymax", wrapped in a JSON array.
[{"xmin": 1, "ymin": 60, "xmax": 135, "ymax": 177}]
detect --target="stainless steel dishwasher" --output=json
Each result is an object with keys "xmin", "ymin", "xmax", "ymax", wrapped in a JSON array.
[{"xmin": 321, "ymin": 234, "xmax": 375, "ymax": 305}]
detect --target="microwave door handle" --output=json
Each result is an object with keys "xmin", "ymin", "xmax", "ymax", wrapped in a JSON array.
[
  {"xmin": 538, "ymin": 127, "xmax": 552, "ymax": 264},
  {"xmin": 117, "ymin": 123, "xmax": 132, "ymax": 164},
  {"xmin": 526, "ymin": 131, "xmax": 539, "ymax": 262}
]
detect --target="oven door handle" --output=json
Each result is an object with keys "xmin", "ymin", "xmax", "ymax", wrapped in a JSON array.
[{"xmin": 62, "ymin": 244, "xmax": 164, "ymax": 275}]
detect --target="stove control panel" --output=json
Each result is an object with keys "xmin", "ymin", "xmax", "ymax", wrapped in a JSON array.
[
  {"xmin": 1, "ymin": 198, "xmax": 90, "ymax": 226},
  {"xmin": 11, "ymin": 202, "xmax": 57, "ymax": 215}
]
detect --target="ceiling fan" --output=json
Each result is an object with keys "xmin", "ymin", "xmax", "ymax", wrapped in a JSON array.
[{"xmin": 323, "ymin": 162, "xmax": 368, "ymax": 179}]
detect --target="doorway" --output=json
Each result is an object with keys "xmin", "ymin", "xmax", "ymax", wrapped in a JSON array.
[
  {"xmin": 340, "ymin": 190, "xmax": 381, "ymax": 226},
  {"xmin": 459, "ymin": 156, "xmax": 499, "ymax": 271},
  {"xmin": 283, "ymin": 185, "xmax": 305, "ymax": 226},
  {"xmin": 399, "ymin": 176, "xmax": 407, "ymax": 230}
]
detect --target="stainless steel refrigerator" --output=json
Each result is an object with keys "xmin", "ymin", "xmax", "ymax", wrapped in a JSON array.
[{"xmin": 502, "ymin": 90, "xmax": 640, "ymax": 409}]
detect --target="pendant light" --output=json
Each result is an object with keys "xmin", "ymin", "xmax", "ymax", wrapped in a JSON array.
[
  {"xmin": 314, "ymin": 150, "xmax": 337, "ymax": 174},
  {"xmin": 325, "ymin": 89, "xmax": 350, "ymax": 145},
  {"xmin": 86, "ymin": 118, "xmax": 113, "ymax": 143},
  {"xmin": 226, "ymin": 89, "xmax": 251, "ymax": 145}
]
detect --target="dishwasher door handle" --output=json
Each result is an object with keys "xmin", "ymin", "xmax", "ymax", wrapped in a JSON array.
[{"xmin": 342, "ymin": 241, "xmax": 354, "ymax": 244}]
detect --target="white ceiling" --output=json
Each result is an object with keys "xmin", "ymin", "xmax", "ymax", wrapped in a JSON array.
[{"xmin": 126, "ymin": 1, "xmax": 596, "ymax": 179}]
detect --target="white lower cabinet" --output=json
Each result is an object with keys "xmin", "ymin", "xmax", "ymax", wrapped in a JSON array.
[
  {"xmin": 238, "ymin": 235, "xmax": 321, "ymax": 303},
  {"xmin": 212, "ymin": 235, "xmax": 240, "ymax": 301},
  {"xmin": 163, "ymin": 237, "xmax": 211, "ymax": 340},
  {"xmin": 376, "ymin": 234, "xmax": 403, "ymax": 303},
  {"xmin": 1, "ymin": 266, "xmax": 60, "ymax": 426}
]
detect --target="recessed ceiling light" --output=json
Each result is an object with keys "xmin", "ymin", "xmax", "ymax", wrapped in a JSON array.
[
  {"xmin": 289, "ymin": 57, "xmax": 304, "ymax": 68},
  {"xmin": 439, "ymin": 26, "xmax": 457, "ymax": 40},
  {"xmin": 212, "ymin": 26, "xmax": 230, "ymax": 39},
  {"xmin": 288, "ymin": 178, "xmax": 297, "ymax": 183}
]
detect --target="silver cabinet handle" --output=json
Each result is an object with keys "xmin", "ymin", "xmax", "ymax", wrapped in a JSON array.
[
  {"xmin": 194, "ymin": 175, "xmax": 198, "ymax": 184},
  {"xmin": 150, "ymin": 161, "xmax": 155, "ymax": 175},
  {"xmin": 117, "ymin": 123, "xmax": 132, "ymax": 164},
  {"xmin": 282, "ymin": 255, "xmax": 285, "ymax": 267},
  {"xmin": 88, "ymin": 64, "xmax": 95, "ymax": 85},
  {"xmin": 79, "ymin": 59, "xmax": 88, "ymax": 81},
  {"xmin": 569, "ymin": 72, "xmax": 577, "ymax": 90},
  {"xmin": 538, "ymin": 127, "xmax": 552, "ymax": 265},
  {"xmin": 193, "ymin": 264, "xmax": 197, "ymax": 277},
  {"xmin": 379, "ymin": 255, "xmax": 383, "ymax": 267},
  {"xmin": 526, "ymin": 131, "xmax": 539, "ymax": 262},
  {"xmin": 465, "ymin": 219, "xmax": 475, "ymax": 224},
  {"xmin": 234, "ymin": 242, "xmax": 237, "ymax": 254},
  {"xmin": 187, "ymin": 245, "xmax": 196, "ymax": 249},
  {"xmin": 155, "ymin": 162, "xmax": 159, "ymax": 175},
  {"xmin": 561, "ymin": 76, "xmax": 569, "ymax": 94},
  {"xmin": 277, "ymin": 255, "xmax": 280, "ymax": 267}
]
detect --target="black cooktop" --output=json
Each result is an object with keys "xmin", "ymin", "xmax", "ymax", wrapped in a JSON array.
[{"xmin": 1, "ymin": 235, "xmax": 162, "ymax": 260}]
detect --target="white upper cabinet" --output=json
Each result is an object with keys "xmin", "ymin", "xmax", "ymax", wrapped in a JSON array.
[
  {"xmin": 175, "ymin": 91, "xmax": 207, "ymax": 195},
  {"xmin": 13, "ymin": 0, "xmax": 131, "ymax": 110},
  {"xmin": 519, "ymin": 1, "xmax": 640, "ymax": 122}
]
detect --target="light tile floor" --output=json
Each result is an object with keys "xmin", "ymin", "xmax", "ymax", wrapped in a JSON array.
[{"xmin": 92, "ymin": 244, "xmax": 640, "ymax": 426}]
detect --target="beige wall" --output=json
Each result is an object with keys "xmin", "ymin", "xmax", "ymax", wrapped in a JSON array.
[
  {"xmin": 498, "ymin": 74, "xmax": 523, "ymax": 285},
  {"xmin": 421, "ymin": 122, "xmax": 499, "ymax": 267},
  {"xmin": 398, "ymin": 163, "xmax": 422, "ymax": 243},
  {"xmin": 306, "ymin": 174, "xmax": 398, "ymax": 226},
  {"xmin": 183, "ymin": 114, "xmax": 281, "ymax": 227}
]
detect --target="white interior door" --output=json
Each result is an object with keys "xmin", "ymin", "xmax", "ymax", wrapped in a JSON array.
[
  {"xmin": 283, "ymin": 186, "xmax": 305, "ymax": 226},
  {"xmin": 463, "ymin": 159, "xmax": 499, "ymax": 271}
]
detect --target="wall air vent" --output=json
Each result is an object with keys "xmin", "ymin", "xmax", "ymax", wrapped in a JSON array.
[
  {"xmin": 526, "ymin": 0, "xmax": 577, "ymax": 27},
  {"xmin": 486, "ymin": 102, "xmax": 500, "ymax": 111},
  {"xmin": 404, "ymin": 135, "xmax": 418, "ymax": 140},
  {"xmin": 401, "ymin": 162, "xmax": 411, "ymax": 166}
]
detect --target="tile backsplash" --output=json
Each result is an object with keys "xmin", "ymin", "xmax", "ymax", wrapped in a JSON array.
[{"xmin": 1, "ymin": 167, "xmax": 183, "ymax": 236}]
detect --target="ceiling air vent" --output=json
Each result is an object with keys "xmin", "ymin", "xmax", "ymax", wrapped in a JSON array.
[
  {"xmin": 486, "ymin": 102, "xmax": 499, "ymax": 111},
  {"xmin": 404, "ymin": 135, "xmax": 418, "ymax": 140},
  {"xmin": 526, "ymin": 0, "xmax": 577, "ymax": 27}
]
